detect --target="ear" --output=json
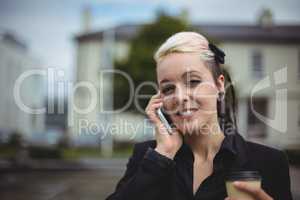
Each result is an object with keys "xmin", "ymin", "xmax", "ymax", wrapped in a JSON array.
[{"xmin": 216, "ymin": 74, "xmax": 225, "ymax": 93}]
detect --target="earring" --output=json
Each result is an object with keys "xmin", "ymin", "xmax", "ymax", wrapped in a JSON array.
[
  {"xmin": 218, "ymin": 92, "xmax": 226, "ymax": 116},
  {"xmin": 218, "ymin": 91, "xmax": 225, "ymax": 101},
  {"xmin": 218, "ymin": 92, "xmax": 226, "ymax": 132}
]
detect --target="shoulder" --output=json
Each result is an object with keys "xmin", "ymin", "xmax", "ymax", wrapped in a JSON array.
[
  {"xmin": 246, "ymin": 141, "xmax": 286, "ymax": 158},
  {"xmin": 243, "ymin": 141, "xmax": 292, "ymax": 199},
  {"xmin": 245, "ymin": 140, "xmax": 288, "ymax": 167}
]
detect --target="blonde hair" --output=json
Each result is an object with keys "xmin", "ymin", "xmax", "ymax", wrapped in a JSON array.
[{"xmin": 154, "ymin": 32, "xmax": 215, "ymax": 63}]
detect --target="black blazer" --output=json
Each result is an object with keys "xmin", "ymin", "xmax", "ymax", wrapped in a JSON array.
[{"xmin": 106, "ymin": 132, "xmax": 293, "ymax": 200}]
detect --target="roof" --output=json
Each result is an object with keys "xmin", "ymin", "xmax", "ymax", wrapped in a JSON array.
[
  {"xmin": 75, "ymin": 23, "xmax": 300, "ymax": 44},
  {"xmin": 0, "ymin": 32, "xmax": 27, "ymax": 51},
  {"xmin": 75, "ymin": 24, "xmax": 140, "ymax": 42}
]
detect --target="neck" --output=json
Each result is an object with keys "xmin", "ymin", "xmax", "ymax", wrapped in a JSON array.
[{"xmin": 184, "ymin": 118, "xmax": 225, "ymax": 162}]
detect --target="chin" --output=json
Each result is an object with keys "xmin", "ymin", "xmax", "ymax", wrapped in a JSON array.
[{"xmin": 175, "ymin": 120, "xmax": 202, "ymax": 135}]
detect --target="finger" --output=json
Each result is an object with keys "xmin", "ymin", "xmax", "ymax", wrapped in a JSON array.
[
  {"xmin": 146, "ymin": 101, "xmax": 162, "ymax": 115},
  {"xmin": 148, "ymin": 101, "xmax": 163, "ymax": 112},
  {"xmin": 145, "ymin": 99, "xmax": 162, "ymax": 112},
  {"xmin": 150, "ymin": 98, "xmax": 163, "ymax": 103},
  {"xmin": 146, "ymin": 102, "xmax": 163, "ymax": 123},
  {"xmin": 152, "ymin": 92, "xmax": 161, "ymax": 99},
  {"xmin": 155, "ymin": 122, "xmax": 171, "ymax": 135},
  {"xmin": 233, "ymin": 182, "xmax": 273, "ymax": 200},
  {"xmin": 146, "ymin": 97, "xmax": 162, "ymax": 108},
  {"xmin": 224, "ymin": 197, "xmax": 239, "ymax": 200}
]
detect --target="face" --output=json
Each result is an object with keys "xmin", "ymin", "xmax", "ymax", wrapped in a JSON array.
[{"xmin": 157, "ymin": 53, "xmax": 224, "ymax": 135}]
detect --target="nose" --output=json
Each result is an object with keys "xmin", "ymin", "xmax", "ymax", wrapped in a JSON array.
[
  {"xmin": 174, "ymin": 85, "xmax": 189, "ymax": 104},
  {"xmin": 163, "ymin": 85, "xmax": 190, "ymax": 114}
]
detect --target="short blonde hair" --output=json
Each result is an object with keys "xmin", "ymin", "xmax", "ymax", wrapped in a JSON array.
[{"xmin": 154, "ymin": 32, "xmax": 215, "ymax": 63}]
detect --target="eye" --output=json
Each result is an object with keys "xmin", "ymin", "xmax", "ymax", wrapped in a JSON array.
[
  {"xmin": 187, "ymin": 79, "xmax": 201, "ymax": 87},
  {"xmin": 161, "ymin": 85, "xmax": 175, "ymax": 95}
]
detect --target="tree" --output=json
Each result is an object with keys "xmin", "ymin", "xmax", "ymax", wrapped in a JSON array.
[
  {"xmin": 7, "ymin": 131, "xmax": 24, "ymax": 148},
  {"xmin": 114, "ymin": 11, "xmax": 188, "ymax": 112}
]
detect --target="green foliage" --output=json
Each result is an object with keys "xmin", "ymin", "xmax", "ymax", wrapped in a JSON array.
[
  {"xmin": 7, "ymin": 131, "xmax": 23, "ymax": 148},
  {"xmin": 113, "ymin": 12, "xmax": 188, "ymax": 111},
  {"xmin": 28, "ymin": 146, "xmax": 63, "ymax": 159},
  {"xmin": 62, "ymin": 147, "xmax": 101, "ymax": 159},
  {"xmin": 0, "ymin": 146, "xmax": 17, "ymax": 158},
  {"xmin": 56, "ymin": 134, "xmax": 71, "ymax": 149},
  {"xmin": 62, "ymin": 146, "xmax": 133, "ymax": 159}
]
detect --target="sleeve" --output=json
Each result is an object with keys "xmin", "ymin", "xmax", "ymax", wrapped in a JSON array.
[
  {"xmin": 272, "ymin": 151, "xmax": 293, "ymax": 200},
  {"xmin": 105, "ymin": 144, "xmax": 176, "ymax": 200}
]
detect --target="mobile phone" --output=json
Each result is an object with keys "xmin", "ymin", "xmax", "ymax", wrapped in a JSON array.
[{"xmin": 156, "ymin": 107, "xmax": 174, "ymax": 135}]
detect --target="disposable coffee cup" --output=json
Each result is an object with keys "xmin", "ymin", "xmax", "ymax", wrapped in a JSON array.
[{"xmin": 225, "ymin": 171, "xmax": 261, "ymax": 200}]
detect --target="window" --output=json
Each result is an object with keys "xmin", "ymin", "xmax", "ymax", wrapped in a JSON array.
[
  {"xmin": 298, "ymin": 49, "xmax": 300, "ymax": 80},
  {"xmin": 247, "ymin": 97, "xmax": 268, "ymax": 138},
  {"xmin": 251, "ymin": 50, "xmax": 264, "ymax": 78},
  {"xmin": 298, "ymin": 104, "xmax": 300, "ymax": 129}
]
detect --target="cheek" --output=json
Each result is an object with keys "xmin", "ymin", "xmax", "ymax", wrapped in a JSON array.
[
  {"xmin": 162, "ymin": 95, "xmax": 179, "ymax": 114},
  {"xmin": 193, "ymin": 85, "xmax": 218, "ymax": 112}
]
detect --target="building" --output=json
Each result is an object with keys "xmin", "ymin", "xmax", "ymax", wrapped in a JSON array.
[
  {"xmin": 40, "ymin": 97, "xmax": 69, "ymax": 146},
  {"xmin": 73, "ymin": 16, "xmax": 300, "ymax": 151},
  {"xmin": 215, "ymin": 24, "xmax": 300, "ymax": 149},
  {"xmin": 0, "ymin": 32, "xmax": 45, "ymax": 144}
]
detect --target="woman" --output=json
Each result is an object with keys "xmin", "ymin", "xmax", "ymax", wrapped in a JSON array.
[{"xmin": 106, "ymin": 32, "xmax": 292, "ymax": 200}]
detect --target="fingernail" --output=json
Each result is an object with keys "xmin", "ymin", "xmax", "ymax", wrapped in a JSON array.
[{"xmin": 233, "ymin": 181, "xmax": 242, "ymax": 186}]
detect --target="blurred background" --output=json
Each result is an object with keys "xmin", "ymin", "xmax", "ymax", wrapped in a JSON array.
[{"xmin": 0, "ymin": 0, "xmax": 300, "ymax": 199}]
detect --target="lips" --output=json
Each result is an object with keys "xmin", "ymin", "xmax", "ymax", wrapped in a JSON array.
[{"xmin": 176, "ymin": 108, "xmax": 199, "ymax": 118}]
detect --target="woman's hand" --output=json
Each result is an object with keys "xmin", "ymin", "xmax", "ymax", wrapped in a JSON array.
[
  {"xmin": 225, "ymin": 181, "xmax": 273, "ymax": 200},
  {"xmin": 145, "ymin": 92, "xmax": 183, "ymax": 159}
]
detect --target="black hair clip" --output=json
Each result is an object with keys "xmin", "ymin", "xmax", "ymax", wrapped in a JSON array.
[{"xmin": 208, "ymin": 43, "xmax": 225, "ymax": 64}]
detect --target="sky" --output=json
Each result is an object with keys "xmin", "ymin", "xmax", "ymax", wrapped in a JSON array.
[{"xmin": 0, "ymin": 0, "xmax": 300, "ymax": 83}]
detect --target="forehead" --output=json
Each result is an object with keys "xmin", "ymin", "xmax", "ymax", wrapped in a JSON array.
[{"xmin": 156, "ymin": 53, "xmax": 211, "ymax": 83}]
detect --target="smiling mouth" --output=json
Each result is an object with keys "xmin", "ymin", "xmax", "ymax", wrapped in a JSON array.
[{"xmin": 176, "ymin": 108, "xmax": 199, "ymax": 118}]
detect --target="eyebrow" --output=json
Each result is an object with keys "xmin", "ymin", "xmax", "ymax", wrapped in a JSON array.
[
  {"xmin": 159, "ymin": 70, "xmax": 201, "ymax": 84},
  {"xmin": 181, "ymin": 70, "xmax": 201, "ymax": 78}
]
